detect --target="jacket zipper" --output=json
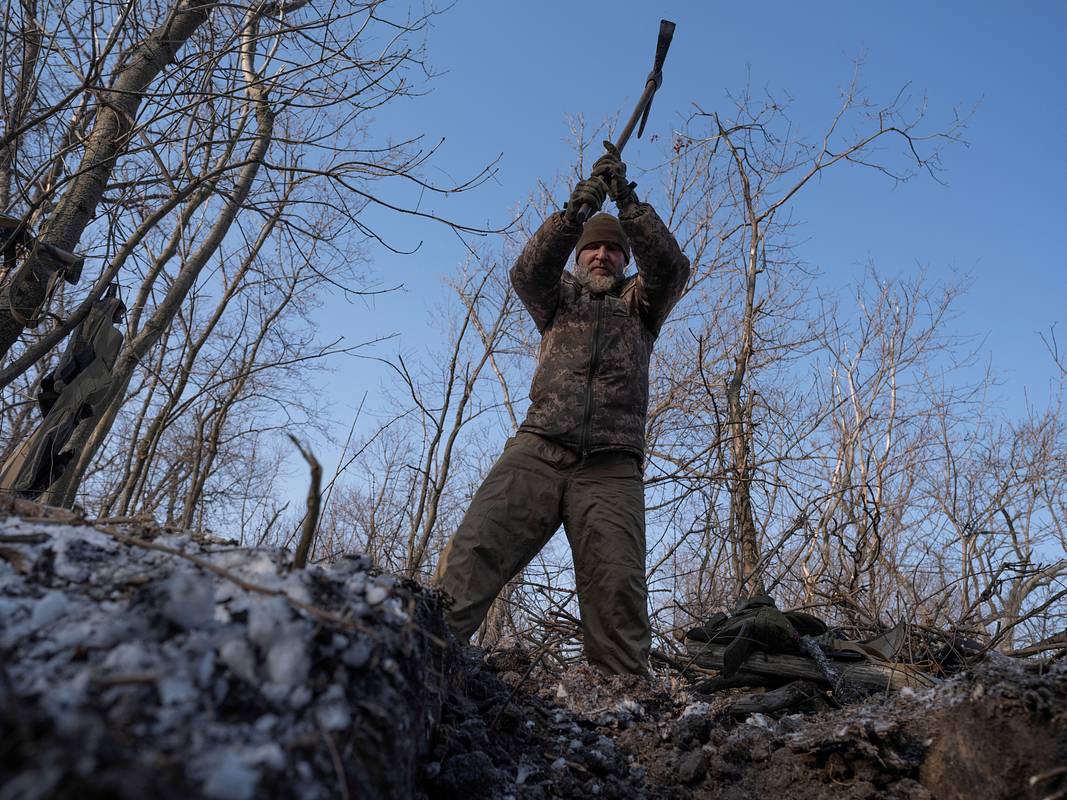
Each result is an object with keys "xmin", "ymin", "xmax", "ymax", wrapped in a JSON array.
[{"xmin": 579, "ymin": 295, "xmax": 603, "ymax": 457}]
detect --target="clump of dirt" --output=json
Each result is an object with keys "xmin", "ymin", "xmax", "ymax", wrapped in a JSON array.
[
  {"xmin": 429, "ymin": 645, "xmax": 1067, "ymax": 800},
  {"xmin": 423, "ymin": 647, "xmax": 650, "ymax": 799}
]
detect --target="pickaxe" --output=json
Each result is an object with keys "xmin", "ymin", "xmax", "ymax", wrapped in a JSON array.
[{"xmin": 578, "ymin": 19, "xmax": 677, "ymax": 223}]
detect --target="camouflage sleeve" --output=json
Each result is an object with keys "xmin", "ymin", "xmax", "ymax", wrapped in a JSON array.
[
  {"xmin": 619, "ymin": 202, "xmax": 691, "ymax": 337},
  {"xmin": 509, "ymin": 211, "xmax": 583, "ymax": 333}
]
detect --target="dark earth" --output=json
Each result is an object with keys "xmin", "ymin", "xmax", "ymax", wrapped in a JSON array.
[
  {"xmin": 1, "ymin": 505, "xmax": 1064, "ymax": 799},
  {"xmin": 427, "ymin": 645, "xmax": 1067, "ymax": 800}
]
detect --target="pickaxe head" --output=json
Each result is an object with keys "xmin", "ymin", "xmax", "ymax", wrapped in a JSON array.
[{"xmin": 636, "ymin": 19, "xmax": 676, "ymax": 140}]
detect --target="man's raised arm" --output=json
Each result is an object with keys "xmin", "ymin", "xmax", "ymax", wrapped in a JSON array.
[
  {"xmin": 509, "ymin": 176, "xmax": 608, "ymax": 332},
  {"xmin": 620, "ymin": 202, "xmax": 690, "ymax": 336},
  {"xmin": 591, "ymin": 141, "xmax": 689, "ymax": 336}
]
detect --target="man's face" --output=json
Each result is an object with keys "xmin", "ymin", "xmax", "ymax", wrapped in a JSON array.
[{"xmin": 577, "ymin": 241, "xmax": 625, "ymax": 293}]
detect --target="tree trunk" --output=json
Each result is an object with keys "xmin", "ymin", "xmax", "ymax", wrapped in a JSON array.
[
  {"xmin": 0, "ymin": 0, "xmax": 219, "ymax": 358},
  {"xmin": 41, "ymin": 7, "xmax": 274, "ymax": 507}
]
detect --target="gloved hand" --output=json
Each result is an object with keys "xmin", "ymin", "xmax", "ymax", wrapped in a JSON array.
[
  {"xmin": 563, "ymin": 176, "xmax": 608, "ymax": 224},
  {"xmin": 591, "ymin": 140, "xmax": 638, "ymax": 208}
]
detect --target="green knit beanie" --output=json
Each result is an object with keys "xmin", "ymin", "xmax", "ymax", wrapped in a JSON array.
[{"xmin": 575, "ymin": 212, "xmax": 630, "ymax": 265}]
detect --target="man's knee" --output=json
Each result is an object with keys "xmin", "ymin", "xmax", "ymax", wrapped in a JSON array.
[
  {"xmin": 434, "ymin": 434, "xmax": 565, "ymax": 641},
  {"xmin": 576, "ymin": 560, "xmax": 650, "ymax": 675}
]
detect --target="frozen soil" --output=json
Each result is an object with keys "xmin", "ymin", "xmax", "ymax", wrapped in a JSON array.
[
  {"xmin": 0, "ymin": 506, "xmax": 453, "ymax": 800},
  {"xmin": 430, "ymin": 647, "xmax": 1067, "ymax": 800},
  {"xmin": 2, "ymin": 504, "xmax": 1064, "ymax": 800}
]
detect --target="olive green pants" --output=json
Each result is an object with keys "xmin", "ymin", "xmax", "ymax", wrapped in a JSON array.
[{"xmin": 434, "ymin": 432, "xmax": 650, "ymax": 675}]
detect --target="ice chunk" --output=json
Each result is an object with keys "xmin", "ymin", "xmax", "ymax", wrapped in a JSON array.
[
  {"xmin": 343, "ymin": 639, "xmax": 372, "ymax": 669},
  {"xmin": 253, "ymin": 714, "xmax": 277, "ymax": 733},
  {"xmin": 213, "ymin": 676, "xmax": 230, "ymax": 706},
  {"xmin": 374, "ymin": 574, "xmax": 395, "ymax": 589},
  {"xmin": 680, "ymin": 701, "xmax": 712, "ymax": 718},
  {"xmin": 266, "ymin": 632, "xmax": 310, "ymax": 688},
  {"xmin": 260, "ymin": 683, "xmax": 289, "ymax": 707},
  {"xmin": 159, "ymin": 675, "xmax": 197, "ymax": 706},
  {"xmin": 345, "ymin": 572, "xmax": 366, "ymax": 595},
  {"xmin": 247, "ymin": 597, "xmax": 292, "ymax": 649},
  {"xmin": 515, "ymin": 759, "xmax": 535, "ymax": 785},
  {"xmin": 46, "ymin": 619, "xmax": 93, "ymax": 651},
  {"xmin": 745, "ymin": 713, "xmax": 773, "ymax": 730},
  {"xmin": 213, "ymin": 550, "xmax": 282, "ymax": 590},
  {"xmin": 288, "ymin": 685, "xmax": 312, "ymax": 709},
  {"xmin": 30, "ymin": 591, "xmax": 70, "ymax": 632},
  {"xmin": 161, "ymin": 567, "xmax": 215, "ymax": 630},
  {"xmin": 314, "ymin": 685, "xmax": 351, "ymax": 731},
  {"xmin": 202, "ymin": 751, "xmax": 260, "ymax": 800},
  {"xmin": 348, "ymin": 599, "xmax": 370, "ymax": 618},
  {"xmin": 364, "ymin": 584, "xmax": 388, "ymax": 606},
  {"xmin": 195, "ymin": 649, "xmax": 216, "ymax": 689},
  {"xmin": 241, "ymin": 743, "xmax": 285, "ymax": 770},
  {"xmin": 381, "ymin": 597, "xmax": 409, "ymax": 625},
  {"xmin": 276, "ymin": 571, "xmax": 313, "ymax": 605},
  {"xmin": 40, "ymin": 672, "xmax": 90, "ymax": 733},
  {"xmin": 102, "ymin": 640, "xmax": 156, "ymax": 673},
  {"xmin": 617, "ymin": 697, "xmax": 643, "ymax": 717},
  {"xmin": 219, "ymin": 639, "xmax": 258, "ymax": 685}
]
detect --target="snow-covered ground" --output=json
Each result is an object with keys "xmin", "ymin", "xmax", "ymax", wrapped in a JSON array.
[{"xmin": 0, "ymin": 504, "xmax": 449, "ymax": 799}]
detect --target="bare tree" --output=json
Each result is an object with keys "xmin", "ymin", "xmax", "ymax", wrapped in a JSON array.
[{"xmin": 0, "ymin": 0, "xmax": 497, "ymax": 515}]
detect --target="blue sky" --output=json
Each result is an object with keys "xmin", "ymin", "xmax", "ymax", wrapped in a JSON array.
[{"xmin": 311, "ymin": 0, "xmax": 1066, "ymax": 471}]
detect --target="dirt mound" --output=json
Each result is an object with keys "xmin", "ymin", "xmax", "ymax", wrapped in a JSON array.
[
  {"xmin": 0, "ymin": 515, "xmax": 452, "ymax": 799},
  {"xmin": 3, "ymin": 507, "xmax": 1064, "ymax": 799},
  {"xmin": 428, "ymin": 646, "xmax": 1066, "ymax": 800}
]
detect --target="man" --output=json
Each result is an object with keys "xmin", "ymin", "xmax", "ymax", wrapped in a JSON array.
[{"xmin": 435, "ymin": 142, "xmax": 690, "ymax": 675}]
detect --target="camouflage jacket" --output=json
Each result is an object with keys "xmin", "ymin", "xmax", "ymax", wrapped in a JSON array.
[{"xmin": 510, "ymin": 202, "xmax": 690, "ymax": 458}]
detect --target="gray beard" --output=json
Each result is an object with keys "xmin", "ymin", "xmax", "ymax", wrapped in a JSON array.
[{"xmin": 576, "ymin": 266, "xmax": 620, "ymax": 295}]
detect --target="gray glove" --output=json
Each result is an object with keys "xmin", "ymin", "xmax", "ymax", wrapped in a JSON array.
[
  {"xmin": 591, "ymin": 140, "xmax": 638, "ymax": 208},
  {"xmin": 563, "ymin": 177, "xmax": 607, "ymax": 224}
]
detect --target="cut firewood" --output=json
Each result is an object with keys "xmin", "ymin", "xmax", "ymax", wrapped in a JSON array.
[
  {"xmin": 684, "ymin": 640, "xmax": 936, "ymax": 691},
  {"xmin": 727, "ymin": 680, "xmax": 833, "ymax": 717}
]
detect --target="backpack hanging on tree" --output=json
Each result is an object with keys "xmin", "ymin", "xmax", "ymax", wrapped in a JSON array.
[{"xmin": 0, "ymin": 288, "xmax": 125, "ymax": 500}]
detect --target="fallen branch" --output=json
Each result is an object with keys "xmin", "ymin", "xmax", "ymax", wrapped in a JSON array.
[
  {"xmin": 726, "ymin": 680, "xmax": 830, "ymax": 717},
  {"xmin": 0, "ymin": 533, "xmax": 49, "ymax": 544},
  {"xmin": 1009, "ymin": 631, "xmax": 1067, "ymax": 658},
  {"xmin": 685, "ymin": 640, "xmax": 936, "ymax": 691}
]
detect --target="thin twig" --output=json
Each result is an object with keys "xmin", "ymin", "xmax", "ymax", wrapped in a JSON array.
[
  {"xmin": 0, "ymin": 533, "xmax": 49, "ymax": 544},
  {"xmin": 319, "ymin": 724, "xmax": 351, "ymax": 800}
]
